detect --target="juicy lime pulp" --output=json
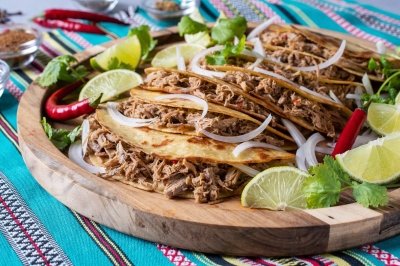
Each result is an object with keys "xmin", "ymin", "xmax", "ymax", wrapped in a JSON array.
[
  {"xmin": 336, "ymin": 133, "xmax": 400, "ymax": 184},
  {"xmin": 90, "ymin": 35, "xmax": 141, "ymax": 71},
  {"xmin": 241, "ymin": 166, "xmax": 309, "ymax": 211},
  {"xmin": 368, "ymin": 102, "xmax": 400, "ymax": 136},
  {"xmin": 151, "ymin": 43, "xmax": 205, "ymax": 68},
  {"xmin": 78, "ymin": 69, "xmax": 143, "ymax": 102}
]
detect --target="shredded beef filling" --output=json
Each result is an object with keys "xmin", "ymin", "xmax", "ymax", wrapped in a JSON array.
[
  {"xmin": 87, "ymin": 117, "xmax": 247, "ymax": 203},
  {"xmin": 118, "ymin": 99, "xmax": 284, "ymax": 146},
  {"xmin": 259, "ymin": 30, "xmax": 368, "ymax": 69},
  {"xmin": 223, "ymin": 71, "xmax": 345, "ymax": 137},
  {"xmin": 145, "ymin": 70, "xmax": 271, "ymax": 119}
]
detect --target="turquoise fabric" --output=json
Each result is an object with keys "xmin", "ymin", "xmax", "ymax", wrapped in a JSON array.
[{"xmin": 1, "ymin": 1, "xmax": 400, "ymax": 265}]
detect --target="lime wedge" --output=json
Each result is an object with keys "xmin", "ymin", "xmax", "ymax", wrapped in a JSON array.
[
  {"xmin": 395, "ymin": 92, "xmax": 400, "ymax": 104},
  {"xmin": 336, "ymin": 133, "xmax": 400, "ymax": 184},
  {"xmin": 90, "ymin": 35, "xmax": 141, "ymax": 71},
  {"xmin": 79, "ymin": 69, "xmax": 143, "ymax": 102},
  {"xmin": 241, "ymin": 166, "xmax": 309, "ymax": 210},
  {"xmin": 184, "ymin": 32, "xmax": 212, "ymax": 47},
  {"xmin": 367, "ymin": 102, "xmax": 400, "ymax": 135},
  {"xmin": 151, "ymin": 44, "xmax": 205, "ymax": 68}
]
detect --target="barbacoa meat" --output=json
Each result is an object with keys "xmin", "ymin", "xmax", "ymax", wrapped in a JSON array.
[
  {"xmin": 87, "ymin": 117, "xmax": 247, "ymax": 203},
  {"xmin": 223, "ymin": 71, "xmax": 345, "ymax": 137},
  {"xmin": 145, "ymin": 70, "xmax": 271, "ymax": 119},
  {"xmin": 118, "ymin": 99, "xmax": 284, "ymax": 146}
]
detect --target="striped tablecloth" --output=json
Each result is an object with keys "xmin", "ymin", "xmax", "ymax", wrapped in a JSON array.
[{"xmin": 1, "ymin": 0, "xmax": 400, "ymax": 265}]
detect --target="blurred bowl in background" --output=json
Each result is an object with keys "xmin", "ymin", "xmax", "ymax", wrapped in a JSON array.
[
  {"xmin": 73, "ymin": 0, "xmax": 119, "ymax": 13},
  {"xmin": 0, "ymin": 59, "xmax": 10, "ymax": 99},
  {"xmin": 142, "ymin": 0, "xmax": 199, "ymax": 20},
  {"xmin": 0, "ymin": 24, "xmax": 42, "ymax": 69}
]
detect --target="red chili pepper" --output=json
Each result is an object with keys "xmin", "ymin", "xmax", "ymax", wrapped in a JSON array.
[
  {"xmin": 44, "ymin": 9, "xmax": 128, "ymax": 25},
  {"xmin": 45, "ymin": 81, "xmax": 101, "ymax": 121},
  {"xmin": 33, "ymin": 17, "xmax": 105, "ymax": 34},
  {"xmin": 331, "ymin": 108, "xmax": 367, "ymax": 156}
]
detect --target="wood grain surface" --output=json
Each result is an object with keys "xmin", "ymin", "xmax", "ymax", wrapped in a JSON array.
[{"xmin": 17, "ymin": 24, "xmax": 400, "ymax": 257}]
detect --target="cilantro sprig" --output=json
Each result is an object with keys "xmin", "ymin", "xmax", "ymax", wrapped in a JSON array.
[
  {"xmin": 41, "ymin": 117, "xmax": 81, "ymax": 151},
  {"xmin": 37, "ymin": 55, "xmax": 88, "ymax": 88},
  {"xmin": 178, "ymin": 15, "xmax": 248, "ymax": 65},
  {"xmin": 362, "ymin": 57, "xmax": 400, "ymax": 105},
  {"xmin": 302, "ymin": 156, "xmax": 388, "ymax": 208}
]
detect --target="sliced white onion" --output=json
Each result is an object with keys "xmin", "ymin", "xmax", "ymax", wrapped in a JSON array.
[
  {"xmin": 155, "ymin": 94, "xmax": 208, "ymax": 120},
  {"xmin": 315, "ymin": 146, "xmax": 333, "ymax": 154},
  {"xmin": 247, "ymin": 16, "xmax": 279, "ymax": 40},
  {"xmin": 189, "ymin": 45, "xmax": 225, "ymax": 78},
  {"xmin": 362, "ymin": 73, "xmax": 373, "ymax": 95},
  {"xmin": 346, "ymin": 93, "xmax": 361, "ymax": 100},
  {"xmin": 281, "ymin": 118, "xmax": 306, "ymax": 147},
  {"xmin": 81, "ymin": 119, "xmax": 90, "ymax": 156},
  {"xmin": 329, "ymin": 90, "xmax": 342, "ymax": 104},
  {"xmin": 253, "ymin": 67, "xmax": 334, "ymax": 102},
  {"xmin": 251, "ymin": 37, "xmax": 266, "ymax": 57},
  {"xmin": 232, "ymin": 141, "xmax": 283, "ymax": 157},
  {"xmin": 355, "ymin": 86, "xmax": 363, "ymax": 108},
  {"xmin": 352, "ymin": 131, "xmax": 378, "ymax": 148},
  {"xmin": 68, "ymin": 141, "xmax": 106, "ymax": 174},
  {"xmin": 295, "ymin": 145, "xmax": 307, "ymax": 171},
  {"xmin": 231, "ymin": 164, "xmax": 260, "ymax": 177},
  {"xmin": 295, "ymin": 40, "xmax": 346, "ymax": 72},
  {"xmin": 248, "ymin": 58, "xmax": 263, "ymax": 70},
  {"xmin": 197, "ymin": 114, "xmax": 272, "ymax": 143},
  {"xmin": 303, "ymin": 133, "xmax": 325, "ymax": 167},
  {"xmin": 234, "ymin": 36, "xmax": 239, "ymax": 45},
  {"xmin": 376, "ymin": 41, "xmax": 386, "ymax": 54},
  {"xmin": 107, "ymin": 102, "xmax": 156, "ymax": 127},
  {"xmin": 176, "ymin": 46, "xmax": 186, "ymax": 71}
]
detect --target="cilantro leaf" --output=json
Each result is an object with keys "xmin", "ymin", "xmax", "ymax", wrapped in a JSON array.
[
  {"xmin": 41, "ymin": 117, "xmax": 81, "ymax": 151},
  {"xmin": 211, "ymin": 16, "xmax": 247, "ymax": 44},
  {"xmin": 352, "ymin": 182, "xmax": 388, "ymax": 208},
  {"xmin": 303, "ymin": 161, "xmax": 342, "ymax": 208},
  {"xmin": 37, "ymin": 55, "xmax": 87, "ymax": 88},
  {"xmin": 368, "ymin": 58, "xmax": 377, "ymax": 71},
  {"xmin": 178, "ymin": 16, "xmax": 208, "ymax": 36},
  {"xmin": 129, "ymin": 25, "xmax": 157, "ymax": 61},
  {"xmin": 206, "ymin": 35, "xmax": 246, "ymax": 65}
]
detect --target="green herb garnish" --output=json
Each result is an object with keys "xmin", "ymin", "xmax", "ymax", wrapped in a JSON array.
[
  {"xmin": 37, "ymin": 55, "xmax": 88, "ymax": 88},
  {"xmin": 178, "ymin": 15, "xmax": 248, "ymax": 65},
  {"xmin": 128, "ymin": 25, "xmax": 157, "ymax": 61},
  {"xmin": 41, "ymin": 117, "xmax": 81, "ymax": 151},
  {"xmin": 302, "ymin": 156, "xmax": 388, "ymax": 208}
]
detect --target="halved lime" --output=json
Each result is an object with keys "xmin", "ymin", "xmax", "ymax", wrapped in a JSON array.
[
  {"xmin": 90, "ymin": 35, "xmax": 141, "ymax": 71},
  {"xmin": 395, "ymin": 92, "xmax": 400, "ymax": 104},
  {"xmin": 336, "ymin": 133, "xmax": 400, "ymax": 184},
  {"xmin": 184, "ymin": 9, "xmax": 211, "ymax": 47},
  {"xmin": 367, "ymin": 102, "xmax": 400, "ymax": 135},
  {"xmin": 241, "ymin": 166, "xmax": 309, "ymax": 211},
  {"xmin": 79, "ymin": 69, "xmax": 143, "ymax": 102},
  {"xmin": 151, "ymin": 44, "xmax": 205, "ymax": 68}
]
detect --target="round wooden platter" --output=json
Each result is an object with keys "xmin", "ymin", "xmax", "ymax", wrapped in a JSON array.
[{"xmin": 17, "ymin": 24, "xmax": 400, "ymax": 257}]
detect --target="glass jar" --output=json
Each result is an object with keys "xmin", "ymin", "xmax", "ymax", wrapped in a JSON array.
[
  {"xmin": 0, "ymin": 24, "xmax": 42, "ymax": 69},
  {"xmin": 141, "ymin": 0, "xmax": 199, "ymax": 20},
  {"xmin": 73, "ymin": 0, "xmax": 119, "ymax": 13},
  {"xmin": 0, "ymin": 60, "xmax": 10, "ymax": 99}
]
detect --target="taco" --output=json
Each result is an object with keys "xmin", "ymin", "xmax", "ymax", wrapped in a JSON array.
[
  {"xmin": 85, "ymin": 110, "xmax": 294, "ymax": 203},
  {"xmin": 119, "ymin": 89, "xmax": 294, "ymax": 147},
  {"xmin": 256, "ymin": 24, "xmax": 398, "ymax": 81},
  {"xmin": 221, "ymin": 55, "xmax": 362, "ymax": 108},
  {"xmin": 144, "ymin": 67, "xmax": 348, "ymax": 137}
]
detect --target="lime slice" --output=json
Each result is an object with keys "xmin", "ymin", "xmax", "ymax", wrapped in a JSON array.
[
  {"xmin": 184, "ymin": 32, "xmax": 212, "ymax": 47},
  {"xmin": 90, "ymin": 35, "xmax": 141, "ymax": 71},
  {"xmin": 336, "ymin": 133, "xmax": 400, "ymax": 184},
  {"xmin": 151, "ymin": 44, "xmax": 205, "ymax": 68},
  {"xmin": 395, "ymin": 92, "xmax": 400, "ymax": 104},
  {"xmin": 367, "ymin": 102, "xmax": 400, "ymax": 135},
  {"xmin": 79, "ymin": 69, "xmax": 143, "ymax": 102},
  {"xmin": 241, "ymin": 166, "xmax": 309, "ymax": 210},
  {"xmin": 189, "ymin": 8, "xmax": 205, "ymax": 23}
]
